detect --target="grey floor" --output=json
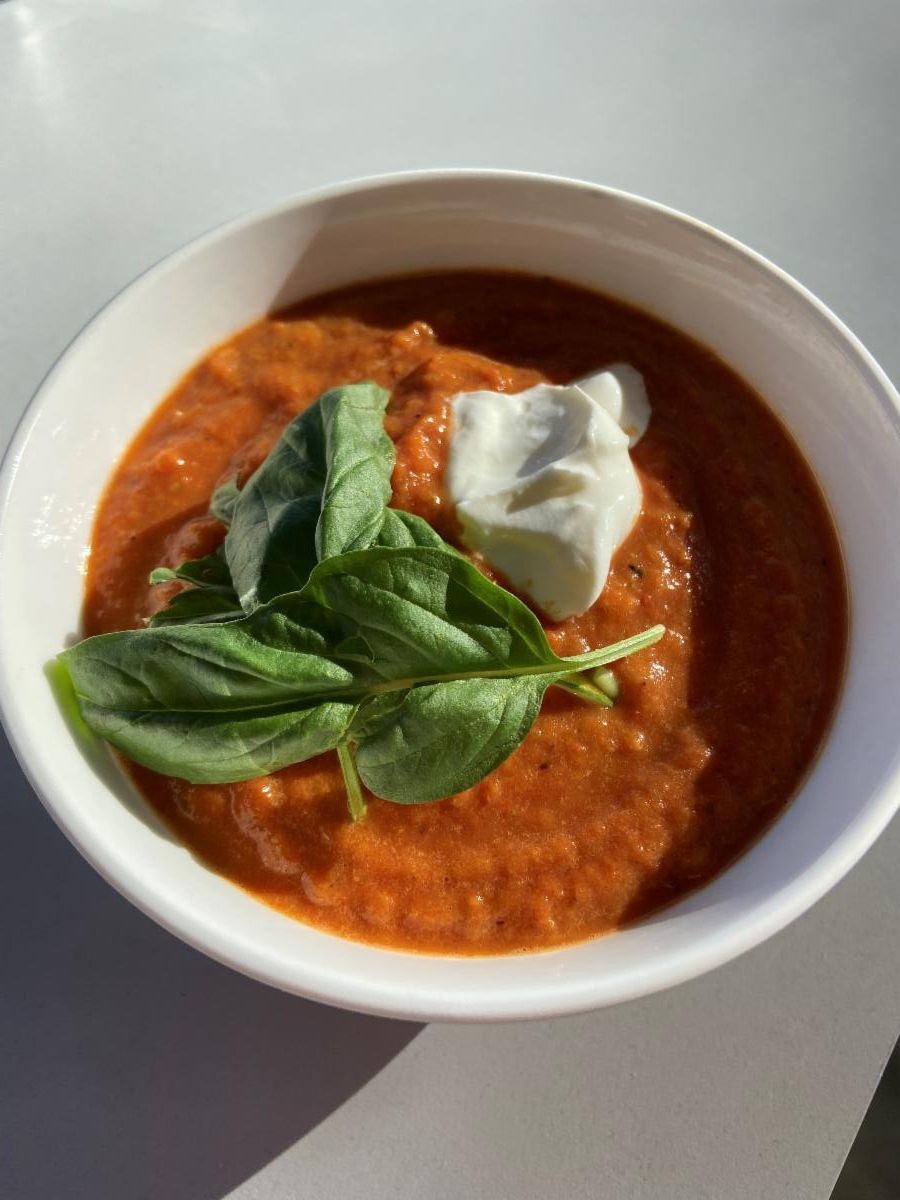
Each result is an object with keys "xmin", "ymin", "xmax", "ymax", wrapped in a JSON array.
[{"xmin": 832, "ymin": 1044, "xmax": 900, "ymax": 1199}]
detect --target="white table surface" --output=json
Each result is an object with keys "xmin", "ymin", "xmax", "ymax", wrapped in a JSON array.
[{"xmin": 2, "ymin": 2, "xmax": 899, "ymax": 1197}]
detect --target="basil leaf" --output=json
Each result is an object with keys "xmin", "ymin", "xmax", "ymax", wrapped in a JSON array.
[
  {"xmin": 60, "ymin": 619, "xmax": 351, "ymax": 713},
  {"xmin": 148, "ymin": 549, "xmax": 242, "ymax": 627},
  {"xmin": 224, "ymin": 402, "xmax": 327, "ymax": 610},
  {"xmin": 224, "ymin": 383, "xmax": 391, "ymax": 611},
  {"xmin": 315, "ymin": 382, "xmax": 394, "ymax": 560},
  {"xmin": 148, "ymin": 549, "xmax": 233, "ymax": 590},
  {"xmin": 209, "ymin": 477, "xmax": 241, "ymax": 526},
  {"xmin": 81, "ymin": 698, "xmax": 356, "ymax": 784},
  {"xmin": 148, "ymin": 588, "xmax": 245, "ymax": 627},
  {"xmin": 300, "ymin": 546, "xmax": 569, "ymax": 682},
  {"xmin": 376, "ymin": 507, "xmax": 454, "ymax": 551},
  {"xmin": 354, "ymin": 676, "xmax": 550, "ymax": 804}
]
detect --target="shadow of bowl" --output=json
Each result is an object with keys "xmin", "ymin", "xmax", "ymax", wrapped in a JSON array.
[{"xmin": 0, "ymin": 730, "xmax": 422, "ymax": 1200}]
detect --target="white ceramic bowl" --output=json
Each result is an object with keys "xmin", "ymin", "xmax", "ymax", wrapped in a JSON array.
[{"xmin": 2, "ymin": 171, "xmax": 900, "ymax": 1021}]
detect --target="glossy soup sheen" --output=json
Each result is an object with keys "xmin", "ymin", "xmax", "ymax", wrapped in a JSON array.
[{"xmin": 84, "ymin": 271, "xmax": 847, "ymax": 954}]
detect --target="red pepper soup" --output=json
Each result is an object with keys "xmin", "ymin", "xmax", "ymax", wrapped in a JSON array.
[{"xmin": 83, "ymin": 271, "xmax": 847, "ymax": 954}]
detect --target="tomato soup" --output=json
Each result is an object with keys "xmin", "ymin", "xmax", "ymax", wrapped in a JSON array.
[{"xmin": 83, "ymin": 272, "xmax": 847, "ymax": 953}]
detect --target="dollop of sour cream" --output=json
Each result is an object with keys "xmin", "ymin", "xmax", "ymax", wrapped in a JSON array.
[{"xmin": 445, "ymin": 366, "xmax": 650, "ymax": 621}]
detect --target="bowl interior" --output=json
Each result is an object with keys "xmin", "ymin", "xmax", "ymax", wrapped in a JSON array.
[{"xmin": 2, "ymin": 172, "xmax": 900, "ymax": 1020}]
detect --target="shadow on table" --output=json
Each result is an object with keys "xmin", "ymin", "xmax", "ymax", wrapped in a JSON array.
[
  {"xmin": 831, "ymin": 1042, "xmax": 900, "ymax": 1200},
  {"xmin": 0, "ymin": 730, "xmax": 423, "ymax": 1200}
]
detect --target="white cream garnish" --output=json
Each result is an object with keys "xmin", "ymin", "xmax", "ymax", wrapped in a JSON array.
[
  {"xmin": 575, "ymin": 364, "xmax": 650, "ymax": 446},
  {"xmin": 446, "ymin": 367, "xmax": 650, "ymax": 621}
]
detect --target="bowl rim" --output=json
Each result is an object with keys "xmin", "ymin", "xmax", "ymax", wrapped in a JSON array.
[{"xmin": 2, "ymin": 167, "xmax": 899, "ymax": 1022}]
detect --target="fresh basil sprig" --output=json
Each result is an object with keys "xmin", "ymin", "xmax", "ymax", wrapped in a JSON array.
[
  {"xmin": 61, "ymin": 382, "xmax": 664, "ymax": 815},
  {"xmin": 60, "ymin": 545, "xmax": 662, "ymax": 798}
]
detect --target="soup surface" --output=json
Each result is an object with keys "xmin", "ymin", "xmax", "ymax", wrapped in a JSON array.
[{"xmin": 84, "ymin": 271, "xmax": 847, "ymax": 953}]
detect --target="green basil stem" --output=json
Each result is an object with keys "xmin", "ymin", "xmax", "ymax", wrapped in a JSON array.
[
  {"xmin": 337, "ymin": 741, "xmax": 367, "ymax": 822},
  {"xmin": 591, "ymin": 667, "xmax": 619, "ymax": 701},
  {"xmin": 553, "ymin": 674, "xmax": 614, "ymax": 707},
  {"xmin": 355, "ymin": 625, "xmax": 665, "ymax": 699}
]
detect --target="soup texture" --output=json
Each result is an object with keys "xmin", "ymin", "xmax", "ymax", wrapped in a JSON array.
[{"xmin": 84, "ymin": 272, "xmax": 846, "ymax": 953}]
